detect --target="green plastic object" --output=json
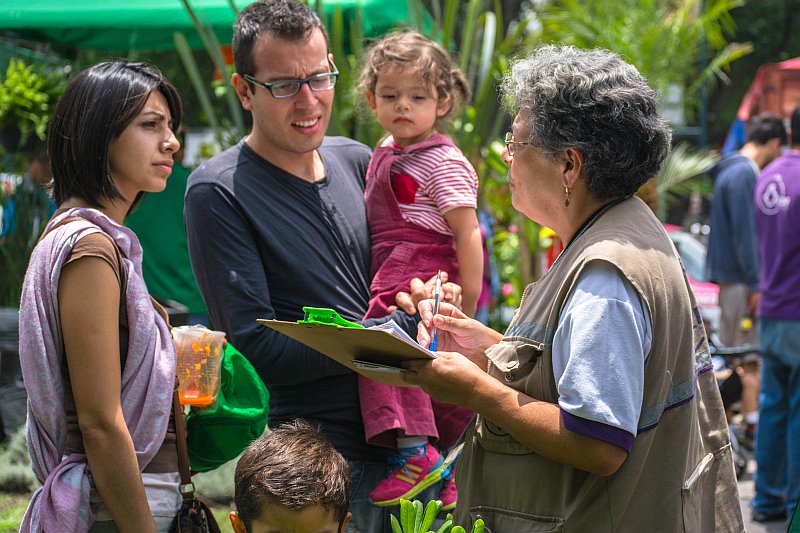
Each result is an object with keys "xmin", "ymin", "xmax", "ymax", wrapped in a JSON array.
[
  {"xmin": 186, "ymin": 342, "xmax": 269, "ymax": 472},
  {"xmin": 790, "ymin": 500, "xmax": 800, "ymax": 533},
  {"xmin": 299, "ymin": 307, "xmax": 364, "ymax": 328}
]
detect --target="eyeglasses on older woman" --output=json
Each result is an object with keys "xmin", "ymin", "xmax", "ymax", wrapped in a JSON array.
[{"xmin": 504, "ymin": 132, "xmax": 534, "ymax": 157}]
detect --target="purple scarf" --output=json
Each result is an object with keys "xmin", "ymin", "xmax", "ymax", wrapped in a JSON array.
[{"xmin": 18, "ymin": 208, "xmax": 175, "ymax": 532}]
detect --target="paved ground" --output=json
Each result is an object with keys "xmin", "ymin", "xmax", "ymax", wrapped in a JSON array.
[{"xmin": 738, "ymin": 461, "xmax": 793, "ymax": 532}]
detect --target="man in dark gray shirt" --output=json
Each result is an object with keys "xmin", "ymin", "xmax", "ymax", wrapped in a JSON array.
[
  {"xmin": 185, "ymin": 1, "xmax": 455, "ymax": 531},
  {"xmin": 188, "ymin": 137, "xmax": 395, "ymax": 457}
]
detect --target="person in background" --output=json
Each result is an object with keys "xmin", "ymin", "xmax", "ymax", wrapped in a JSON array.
[
  {"xmin": 19, "ymin": 61, "xmax": 182, "ymax": 532},
  {"xmin": 405, "ymin": 45, "xmax": 742, "ymax": 531},
  {"xmin": 184, "ymin": 2, "xmax": 459, "ymax": 531},
  {"xmin": 475, "ymin": 207, "xmax": 500, "ymax": 326},
  {"xmin": 1, "ymin": 142, "xmax": 56, "ymax": 241},
  {"xmin": 230, "ymin": 418, "xmax": 351, "ymax": 533},
  {"xmin": 706, "ymin": 112, "xmax": 786, "ymax": 441},
  {"xmin": 0, "ymin": 144, "xmax": 57, "ymax": 445},
  {"xmin": 126, "ymin": 135, "xmax": 209, "ymax": 326},
  {"xmin": 750, "ymin": 105, "xmax": 800, "ymax": 524}
]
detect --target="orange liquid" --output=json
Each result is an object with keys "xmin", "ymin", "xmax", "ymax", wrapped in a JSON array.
[{"xmin": 179, "ymin": 393, "xmax": 215, "ymax": 407}]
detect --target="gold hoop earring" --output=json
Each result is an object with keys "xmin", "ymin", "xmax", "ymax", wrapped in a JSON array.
[{"xmin": 564, "ymin": 186, "xmax": 571, "ymax": 207}]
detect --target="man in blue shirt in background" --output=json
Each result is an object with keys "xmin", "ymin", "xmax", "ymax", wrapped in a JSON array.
[{"xmin": 706, "ymin": 112, "xmax": 786, "ymax": 440}]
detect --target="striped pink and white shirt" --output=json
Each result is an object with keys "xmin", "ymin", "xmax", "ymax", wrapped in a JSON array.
[{"xmin": 386, "ymin": 138, "xmax": 479, "ymax": 235}]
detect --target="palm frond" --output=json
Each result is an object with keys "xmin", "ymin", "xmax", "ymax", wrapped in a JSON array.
[
  {"xmin": 688, "ymin": 41, "xmax": 753, "ymax": 94},
  {"xmin": 656, "ymin": 143, "xmax": 719, "ymax": 195}
]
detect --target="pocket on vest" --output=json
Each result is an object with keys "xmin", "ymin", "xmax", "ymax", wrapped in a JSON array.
[
  {"xmin": 486, "ymin": 341, "xmax": 552, "ymax": 401},
  {"xmin": 681, "ymin": 443, "xmax": 735, "ymax": 531},
  {"xmin": 470, "ymin": 506, "xmax": 564, "ymax": 532}
]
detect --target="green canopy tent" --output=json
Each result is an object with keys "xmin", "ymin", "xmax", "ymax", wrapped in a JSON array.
[
  {"xmin": 0, "ymin": 0, "xmax": 418, "ymax": 51},
  {"xmin": 1, "ymin": 0, "xmax": 254, "ymax": 51}
]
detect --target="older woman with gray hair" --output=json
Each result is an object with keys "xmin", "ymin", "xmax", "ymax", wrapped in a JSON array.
[{"xmin": 405, "ymin": 45, "xmax": 743, "ymax": 531}]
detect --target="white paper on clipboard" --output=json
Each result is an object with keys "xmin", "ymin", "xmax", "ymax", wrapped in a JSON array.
[{"xmin": 353, "ymin": 360, "xmax": 405, "ymax": 373}]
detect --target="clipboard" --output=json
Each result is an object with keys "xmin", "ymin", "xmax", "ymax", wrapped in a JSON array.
[{"xmin": 257, "ymin": 308, "xmax": 434, "ymax": 387}]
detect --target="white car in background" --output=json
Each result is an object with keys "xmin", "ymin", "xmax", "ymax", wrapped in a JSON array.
[{"xmin": 664, "ymin": 224, "xmax": 721, "ymax": 333}]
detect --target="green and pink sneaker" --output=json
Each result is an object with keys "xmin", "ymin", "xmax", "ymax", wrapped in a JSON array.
[{"xmin": 369, "ymin": 443, "xmax": 445, "ymax": 507}]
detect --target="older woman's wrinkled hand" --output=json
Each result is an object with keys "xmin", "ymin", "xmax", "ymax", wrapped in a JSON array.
[
  {"xmin": 402, "ymin": 351, "xmax": 489, "ymax": 408},
  {"xmin": 417, "ymin": 300, "xmax": 502, "ymax": 362},
  {"xmin": 392, "ymin": 272, "xmax": 463, "ymax": 315}
]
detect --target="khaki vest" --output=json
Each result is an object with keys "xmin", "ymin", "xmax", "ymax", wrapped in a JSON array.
[{"xmin": 455, "ymin": 197, "xmax": 743, "ymax": 532}]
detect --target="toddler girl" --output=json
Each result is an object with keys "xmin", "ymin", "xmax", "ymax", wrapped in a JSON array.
[{"xmin": 358, "ymin": 31, "xmax": 482, "ymax": 509}]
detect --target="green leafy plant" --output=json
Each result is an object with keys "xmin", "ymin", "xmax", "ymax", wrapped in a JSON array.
[
  {"xmin": 655, "ymin": 143, "xmax": 718, "ymax": 219},
  {"xmin": 390, "ymin": 499, "xmax": 485, "ymax": 533},
  {"xmin": 0, "ymin": 58, "xmax": 66, "ymax": 159}
]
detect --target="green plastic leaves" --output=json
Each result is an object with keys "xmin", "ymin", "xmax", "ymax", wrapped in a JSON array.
[
  {"xmin": 390, "ymin": 499, "xmax": 484, "ymax": 533},
  {"xmin": 394, "ymin": 499, "xmax": 441, "ymax": 533}
]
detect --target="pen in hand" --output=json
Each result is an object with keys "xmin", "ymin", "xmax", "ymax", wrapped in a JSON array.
[{"xmin": 429, "ymin": 270, "xmax": 442, "ymax": 351}]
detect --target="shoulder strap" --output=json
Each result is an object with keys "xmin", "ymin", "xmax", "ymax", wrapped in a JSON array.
[
  {"xmin": 173, "ymin": 388, "xmax": 194, "ymax": 500},
  {"xmin": 173, "ymin": 389, "xmax": 222, "ymax": 533}
]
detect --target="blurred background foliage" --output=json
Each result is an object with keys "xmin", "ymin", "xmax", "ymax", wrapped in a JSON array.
[
  {"xmin": 0, "ymin": 0, "xmax": 766, "ymax": 325},
  {"xmin": 535, "ymin": 0, "xmax": 752, "ymax": 121}
]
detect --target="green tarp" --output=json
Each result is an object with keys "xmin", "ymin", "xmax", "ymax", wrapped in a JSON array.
[
  {"xmin": 0, "ymin": 0, "xmax": 417, "ymax": 51},
  {"xmin": 1, "ymin": 0, "xmax": 254, "ymax": 51}
]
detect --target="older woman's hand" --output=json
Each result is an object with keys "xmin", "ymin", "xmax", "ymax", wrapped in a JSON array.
[
  {"xmin": 392, "ymin": 272, "xmax": 463, "ymax": 315},
  {"xmin": 417, "ymin": 300, "xmax": 502, "ymax": 362},
  {"xmin": 402, "ymin": 351, "xmax": 489, "ymax": 408}
]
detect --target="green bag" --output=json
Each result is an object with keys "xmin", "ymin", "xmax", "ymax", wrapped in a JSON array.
[
  {"xmin": 790, "ymin": 498, "xmax": 800, "ymax": 533},
  {"xmin": 186, "ymin": 343, "xmax": 269, "ymax": 472}
]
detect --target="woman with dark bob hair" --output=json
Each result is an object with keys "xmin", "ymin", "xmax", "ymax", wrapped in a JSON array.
[
  {"xmin": 19, "ymin": 61, "xmax": 182, "ymax": 532},
  {"xmin": 405, "ymin": 45, "xmax": 743, "ymax": 531}
]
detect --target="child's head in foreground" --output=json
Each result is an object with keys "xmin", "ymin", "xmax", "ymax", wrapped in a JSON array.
[
  {"xmin": 231, "ymin": 419, "xmax": 351, "ymax": 533},
  {"xmin": 358, "ymin": 30, "xmax": 469, "ymax": 146}
]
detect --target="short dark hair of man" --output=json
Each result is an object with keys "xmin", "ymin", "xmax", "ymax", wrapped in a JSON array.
[
  {"xmin": 233, "ymin": 419, "xmax": 350, "ymax": 531},
  {"xmin": 48, "ymin": 61, "xmax": 182, "ymax": 207},
  {"xmin": 746, "ymin": 112, "xmax": 787, "ymax": 146},
  {"xmin": 790, "ymin": 107, "xmax": 800, "ymax": 147},
  {"xmin": 232, "ymin": 0, "xmax": 327, "ymax": 81},
  {"xmin": 26, "ymin": 140, "xmax": 48, "ymax": 165}
]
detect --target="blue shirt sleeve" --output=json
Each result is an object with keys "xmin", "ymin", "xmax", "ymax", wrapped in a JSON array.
[
  {"xmin": 1, "ymin": 197, "xmax": 15, "ymax": 238},
  {"xmin": 552, "ymin": 261, "xmax": 652, "ymax": 452},
  {"xmin": 726, "ymin": 166, "xmax": 761, "ymax": 290}
]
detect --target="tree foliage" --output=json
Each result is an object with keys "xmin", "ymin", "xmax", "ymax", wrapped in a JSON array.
[
  {"xmin": 534, "ymin": 0, "xmax": 751, "ymax": 122},
  {"xmin": 706, "ymin": 0, "xmax": 800, "ymax": 146}
]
